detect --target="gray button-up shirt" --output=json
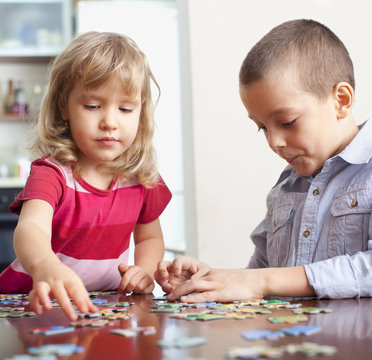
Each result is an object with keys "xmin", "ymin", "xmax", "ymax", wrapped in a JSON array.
[{"xmin": 248, "ymin": 119, "xmax": 372, "ymax": 299}]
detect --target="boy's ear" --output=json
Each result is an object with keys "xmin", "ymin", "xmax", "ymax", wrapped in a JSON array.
[{"xmin": 333, "ymin": 82, "xmax": 353, "ymax": 119}]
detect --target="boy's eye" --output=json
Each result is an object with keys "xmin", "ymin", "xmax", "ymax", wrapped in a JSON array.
[{"xmin": 283, "ymin": 119, "xmax": 296, "ymax": 127}]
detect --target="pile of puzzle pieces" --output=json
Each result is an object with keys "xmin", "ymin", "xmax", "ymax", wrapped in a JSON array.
[{"xmin": 150, "ymin": 298, "xmax": 332, "ymax": 324}]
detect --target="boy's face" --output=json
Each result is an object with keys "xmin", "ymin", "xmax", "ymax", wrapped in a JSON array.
[{"xmin": 239, "ymin": 75, "xmax": 350, "ymax": 177}]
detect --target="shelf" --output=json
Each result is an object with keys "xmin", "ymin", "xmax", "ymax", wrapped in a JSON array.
[
  {"xmin": 0, "ymin": 114, "xmax": 33, "ymax": 122},
  {"xmin": 0, "ymin": 178, "xmax": 26, "ymax": 188}
]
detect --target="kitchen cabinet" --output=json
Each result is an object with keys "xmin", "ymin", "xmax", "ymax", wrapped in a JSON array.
[{"xmin": 0, "ymin": 0, "xmax": 72, "ymax": 58}]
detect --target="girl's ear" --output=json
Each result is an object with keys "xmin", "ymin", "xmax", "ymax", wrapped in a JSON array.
[{"xmin": 333, "ymin": 82, "xmax": 354, "ymax": 120}]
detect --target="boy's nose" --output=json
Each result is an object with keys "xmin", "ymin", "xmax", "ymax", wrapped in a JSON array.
[{"xmin": 267, "ymin": 131, "xmax": 286, "ymax": 151}]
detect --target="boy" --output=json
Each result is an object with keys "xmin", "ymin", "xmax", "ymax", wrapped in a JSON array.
[{"xmin": 155, "ymin": 19, "xmax": 372, "ymax": 302}]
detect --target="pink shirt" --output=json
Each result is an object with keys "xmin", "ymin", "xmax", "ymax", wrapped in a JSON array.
[{"xmin": 0, "ymin": 157, "xmax": 172, "ymax": 293}]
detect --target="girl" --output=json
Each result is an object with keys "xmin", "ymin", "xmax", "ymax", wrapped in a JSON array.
[{"xmin": 0, "ymin": 32, "xmax": 172, "ymax": 321}]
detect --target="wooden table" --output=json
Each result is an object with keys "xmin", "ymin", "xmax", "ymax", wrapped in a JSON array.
[{"xmin": 1, "ymin": 293, "xmax": 372, "ymax": 360}]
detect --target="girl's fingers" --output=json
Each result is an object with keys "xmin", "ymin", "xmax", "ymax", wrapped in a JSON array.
[
  {"xmin": 52, "ymin": 282, "xmax": 78, "ymax": 321},
  {"xmin": 29, "ymin": 289, "xmax": 43, "ymax": 315},
  {"xmin": 118, "ymin": 263, "xmax": 129, "ymax": 277},
  {"xmin": 68, "ymin": 285, "xmax": 98, "ymax": 315},
  {"xmin": 33, "ymin": 282, "xmax": 52, "ymax": 312}
]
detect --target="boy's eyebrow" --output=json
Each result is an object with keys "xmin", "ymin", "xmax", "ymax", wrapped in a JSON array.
[{"xmin": 249, "ymin": 107, "xmax": 296, "ymax": 121}]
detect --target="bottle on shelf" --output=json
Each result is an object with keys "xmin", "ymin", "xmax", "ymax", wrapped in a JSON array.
[
  {"xmin": 11, "ymin": 81, "xmax": 29, "ymax": 116},
  {"xmin": 3, "ymin": 80, "xmax": 14, "ymax": 114}
]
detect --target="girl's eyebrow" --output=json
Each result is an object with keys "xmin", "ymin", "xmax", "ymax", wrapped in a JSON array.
[{"xmin": 78, "ymin": 93, "xmax": 140, "ymax": 105}]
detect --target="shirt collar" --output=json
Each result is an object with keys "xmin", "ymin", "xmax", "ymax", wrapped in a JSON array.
[{"xmin": 336, "ymin": 119, "xmax": 372, "ymax": 165}]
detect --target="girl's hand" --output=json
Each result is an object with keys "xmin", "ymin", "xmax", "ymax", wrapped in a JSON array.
[
  {"xmin": 118, "ymin": 264, "xmax": 155, "ymax": 294},
  {"xmin": 166, "ymin": 268, "xmax": 268, "ymax": 302},
  {"xmin": 29, "ymin": 261, "xmax": 98, "ymax": 321},
  {"xmin": 154, "ymin": 256, "xmax": 210, "ymax": 294}
]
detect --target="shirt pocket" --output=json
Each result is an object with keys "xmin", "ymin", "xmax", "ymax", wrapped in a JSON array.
[
  {"xmin": 267, "ymin": 202, "xmax": 294, "ymax": 267},
  {"xmin": 329, "ymin": 189, "xmax": 372, "ymax": 257}
]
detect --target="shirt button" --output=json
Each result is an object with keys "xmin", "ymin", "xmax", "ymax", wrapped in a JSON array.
[
  {"xmin": 313, "ymin": 188, "xmax": 320, "ymax": 196},
  {"xmin": 351, "ymin": 199, "xmax": 358, "ymax": 208},
  {"xmin": 303, "ymin": 229, "xmax": 310, "ymax": 238}
]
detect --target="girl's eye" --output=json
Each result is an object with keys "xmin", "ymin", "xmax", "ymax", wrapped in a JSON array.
[
  {"xmin": 257, "ymin": 126, "xmax": 267, "ymax": 132},
  {"xmin": 283, "ymin": 119, "xmax": 296, "ymax": 127},
  {"xmin": 84, "ymin": 104, "xmax": 100, "ymax": 110},
  {"xmin": 119, "ymin": 107, "xmax": 133, "ymax": 113}
]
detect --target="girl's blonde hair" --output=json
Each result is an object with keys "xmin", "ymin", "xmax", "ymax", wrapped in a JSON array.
[{"xmin": 31, "ymin": 31, "xmax": 160, "ymax": 186}]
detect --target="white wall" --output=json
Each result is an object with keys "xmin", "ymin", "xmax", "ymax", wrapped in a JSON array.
[{"xmin": 179, "ymin": 0, "xmax": 372, "ymax": 268}]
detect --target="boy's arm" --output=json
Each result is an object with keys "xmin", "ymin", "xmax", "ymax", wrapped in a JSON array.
[
  {"xmin": 118, "ymin": 218, "xmax": 164, "ymax": 294},
  {"xmin": 166, "ymin": 265, "xmax": 315, "ymax": 302},
  {"xmin": 14, "ymin": 199, "xmax": 97, "ymax": 320}
]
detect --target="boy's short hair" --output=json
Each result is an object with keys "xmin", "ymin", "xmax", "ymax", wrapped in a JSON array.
[{"xmin": 239, "ymin": 19, "xmax": 355, "ymax": 99}]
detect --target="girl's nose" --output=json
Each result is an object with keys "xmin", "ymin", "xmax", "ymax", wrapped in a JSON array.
[{"xmin": 100, "ymin": 109, "xmax": 118, "ymax": 130}]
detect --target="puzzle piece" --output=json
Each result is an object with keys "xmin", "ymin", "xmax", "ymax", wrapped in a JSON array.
[
  {"xmin": 293, "ymin": 307, "xmax": 332, "ymax": 315},
  {"xmin": 242, "ymin": 330, "xmax": 284, "ymax": 341},
  {"xmin": 226, "ymin": 345, "xmax": 283, "ymax": 359},
  {"xmin": 281, "ymin": 325, "xmax": 322, "ymax": 336},
  {"xmin": 70, "ymin": 319, "xmax": 112, "ymax": 327},
  {"xmin": 268, "ymin": 315, "xmax": 308, "ymax": 324},
  {"xmin": 240, "ymin": 307, "xmax": 271, "ymax": 315},
  {"xmin": 110, "ymin": 326, "xmax": 156, "ymax": 337},
  {"xmin": 224, "ymin": 312, "xmax": 256, "ymax": 320},
  {"xmin": 28, "ymin": 344, "xmax": 84, "ymax": 356},
  {"xmin": 158, "ymin": 336, "xmax": 206, "ymax": 348},
  {"xmin": 4, "ymin": 355, "xmax": 57, "ymax": 360},
  {"xmin": 284, "ymin": 342, "xmax": 336, "ymax": 356},
  {"xmin": 31, "ymin": 326, "xmax": 74, "ymax": 335},
  {"xmin": 104, "ymin": 312, "xmax": 134, "ymax": 321}
]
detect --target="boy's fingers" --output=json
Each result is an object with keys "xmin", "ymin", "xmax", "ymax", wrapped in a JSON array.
[
  {"xmin": 167, "ymin": 278, "xmax": 211, "ymax": 301},
  {"xmin": 181, "ymin": 290, "xmax": 218, "ymax": 303},
  {"xmin": 191, "ymin": 264, "xmax": 210, "ymax": 279}
]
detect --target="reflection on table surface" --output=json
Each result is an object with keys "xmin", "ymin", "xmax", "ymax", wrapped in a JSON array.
[{"xmin": 1, "ymin": 294, "xmax": 372, "ymax": 360}]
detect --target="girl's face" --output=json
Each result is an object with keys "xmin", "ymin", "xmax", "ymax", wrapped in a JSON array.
[{"xmin": 61, "ymin": 77, "xmax": 141, "ymax": 171}]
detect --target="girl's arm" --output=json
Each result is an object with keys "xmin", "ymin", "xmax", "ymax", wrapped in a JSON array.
[
  {"xmin": 13, "ymin": 199, "xmax": 97, "ymax": 320},
  {"xmin": 166, "ymin": 265, "xmax": 315, "ymax": 302},
  {"xmin": 118, "ymin": 218, "xmax": 164, "ymax": 294}
]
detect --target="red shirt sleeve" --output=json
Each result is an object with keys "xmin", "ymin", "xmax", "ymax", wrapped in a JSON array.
[
  {"xmin": 9, "ymin": 158, "xmax": 65, "ymax": 215},
  {"xmin": 137, "ymin": 177, "xmax": 172, "ymax": 224}
]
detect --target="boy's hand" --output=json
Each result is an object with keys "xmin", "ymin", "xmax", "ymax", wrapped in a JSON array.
[
  {"xmin": 166, "ymin": 268, "xmax": 267, "ymax": 303},
  {"xmin": 118, "ymin": 264, "xmax": 155, "ymax": 294},
  {"xmin": 29, "ymin": 262, "xmax": 98, "ymax": 321},
  {"xmin": 154, "ymin": 256, "xmax": 210, "ymax": 294}
]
